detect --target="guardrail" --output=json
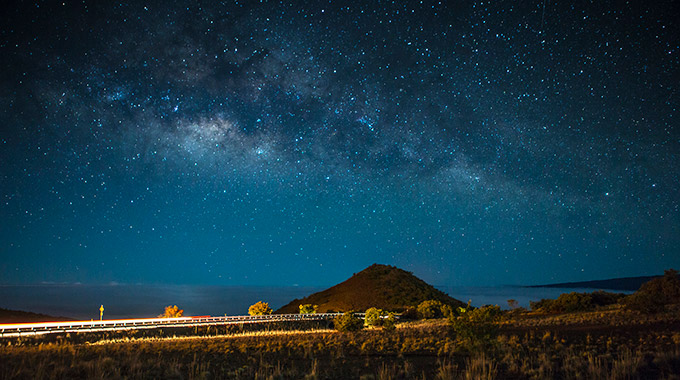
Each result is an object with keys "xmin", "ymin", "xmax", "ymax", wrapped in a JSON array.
[{"xmin": 0, "ymin": 313, "xmax": 362, "ymax": 338}]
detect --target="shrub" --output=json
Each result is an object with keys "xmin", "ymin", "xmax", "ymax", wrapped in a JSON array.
[
  {"xmin": 299, "ymin": 304, "xmax": 318, "ymax": 314},
  {"xmin": 530, "ymin": 291, "xmax": 617, "ymax": 313},
  {"xmin": 159, "ymin": 305, "xmax": 184, "ymax": 318},
  {"xmin": 333, "ymin": 312, "xmax": 363, "ymax": 332},
  {"xmin": 417, "ymin": 300, "xmax": 444, "ymax": 319},
  {"xmin": 248, "ymin": 301, "xmax": 273, "ymax": 316},
  {"xmin": 440, "ymin": 304, "xmax": 455, "ymax": 318},
  {"xmin": 467, "ymin": 305, "xmax": 502, "ymax": 324},
  {"xmin": 623, "ymin": 292, "xmax": 664, "ymax": 313},
  {"xmin": 382, "ymin": 313, "xmax": 397, "ymax": 331},
  {"xmin": 552, "ymin": 292, "xmax": 594, "ymax": 313},
  {"xmin": 624, "ymin": 269, "xmax": 680, "ymax": 314},
  {"xmin": 590, "ymin": 290, "xmax": 626, "ymax": 307},
  {"xmin": 650, "ymin": 269, "xmax": 680, "ymax": 302},
  {"xmin": 530, "ymin": 298, "xmax": 554, "ymax": 312},
  {"xmin": 450, "ymin": 305, "xmax": 502, "ymax": 350},
  {"xmin": 532, "ymin": 290, "xmax": 625, "ymax": 313},
  {"xmin": 364, "ymin": 307, "xmax": 386, "ymax": 327},
  {"xmin": 400, "ymin": 307, "xmax": 418, "ymax": 320}
]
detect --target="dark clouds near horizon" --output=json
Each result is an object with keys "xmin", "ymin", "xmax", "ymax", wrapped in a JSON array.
[{"xmin": 1, "ymin": 0, "xmax": 679, "ymax": 286}]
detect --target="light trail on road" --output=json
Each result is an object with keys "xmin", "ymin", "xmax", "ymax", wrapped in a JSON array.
[{"xmin": 0, "ymin": 313, "xmax": 352, "ymax": 337}]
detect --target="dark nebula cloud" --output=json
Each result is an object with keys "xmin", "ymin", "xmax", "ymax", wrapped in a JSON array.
[{"xmin": 1, "ymin": 0, "xmax": 678, "ymax": 286}]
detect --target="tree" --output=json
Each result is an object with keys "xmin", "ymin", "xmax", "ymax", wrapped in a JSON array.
[
  {"xmin": 248, "ymin": 301, "xmax": 273, "ymax": 315},
  {"xmin": 364, "ymin": 307, "xmax": 386, "ymax": 327},
  {"xmin": 159, "ymin": 305, "xmax": 184, "ymax": 318},
  {"xmin": 299, "ymin": 304, "xmax": 318, "ymax": 314},
  {"xmin": 507, "ymin": 299, "xmax": 518, "ymax": 309},
  {"xmin": 333, "ymin": 312, "xmax": 363, "ymax": 332}
]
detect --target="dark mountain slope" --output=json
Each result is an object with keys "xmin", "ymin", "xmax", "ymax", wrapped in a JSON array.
[{"xmin": 276, "ymin": 264, "xmax": 465, "ymax": 313}]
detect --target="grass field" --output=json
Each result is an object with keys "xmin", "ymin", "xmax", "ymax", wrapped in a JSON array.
[{"xmin": 1, "ymin": 306, "xmax": 679, "ymax": 379}]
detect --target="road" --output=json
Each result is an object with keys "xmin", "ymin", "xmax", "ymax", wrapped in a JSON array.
[{"xmin": 0, "ymin": 313, "xmax": 348, "ymax": 338}]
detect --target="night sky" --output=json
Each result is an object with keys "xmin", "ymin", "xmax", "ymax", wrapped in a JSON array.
[{"xmin": 1, "ymin": 0, "xmax": 678, "ymax": 287}]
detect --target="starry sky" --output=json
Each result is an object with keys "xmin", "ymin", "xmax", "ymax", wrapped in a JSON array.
[{"xmin": 1, "ymin": 0, "xmax": 679, "ymax": 287}]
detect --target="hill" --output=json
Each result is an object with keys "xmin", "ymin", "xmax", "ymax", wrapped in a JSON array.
[
  {"xmin": 528, "ymin": 275, "xmax": 674, "ymax": 291},
  {"xmin": 0, "ymin": 307, "xmax": 73, "ymax": 324},
  {"xmin": 276, "ymin": 264, "xmax": 465, "ymax": 313}
]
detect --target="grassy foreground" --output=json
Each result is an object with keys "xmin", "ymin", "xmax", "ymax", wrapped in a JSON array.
[{"xmin": 1, "ymin": 307, "xmax": 679, "ymax": 379}]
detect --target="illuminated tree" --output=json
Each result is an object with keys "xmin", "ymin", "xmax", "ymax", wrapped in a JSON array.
[
  {"xmin": 382, "ymin": 313, "xmax": 397, "ymax": 331},
  {"xmin": 248, "ymin": 301, "xmax": 273, "ymax": 315},
  {"xmin": 299, "ymin": 304, "xmax": 318, "ymax": 314},
  {"xmin": 364, "ymin": 307, "xmax": 386, "ymax": 326},
  {"xmin": 159, "ymin": 305, "xmax": 184, "ymax": 318}
]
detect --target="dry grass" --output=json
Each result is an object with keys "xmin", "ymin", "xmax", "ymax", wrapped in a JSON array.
[
  {"xmin": 90, "ymin": 327, "xmax": 336, "ymax": 345},
  {"xmin": 1, "ymin": 309, "xmax": 679, "ymax": 379}
]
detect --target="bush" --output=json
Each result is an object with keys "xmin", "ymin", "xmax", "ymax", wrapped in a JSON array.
[
  {"xmin": 623, "ymin": 292, "xmax": 664, "ymax": 314},
  {"xmin": 530, "ymin": 291, "xmax": 622, "ymax": 314},
  {"xmin": 333, "ymin": 312, "xmax": 363, "ymax": 332},
  {"xmin": 382, "ymin": 313, "xmax": 397, "ymax": 331},
  {"xmin": 450, "ymin": 305, "xmax": 502, "ymax": 350},
  {"xmin": 299, "ymin": 304, "xmax": 318, "ymax": 314},
  {"xmin": 553, "ymin": 292, "xmax": 594, "ymax": 313},
  {"xmin": 441, "ymin": 304, "xmax": 455, "ymax": 318},
  {"xmin": 400, "ymin": 307, "xmax": 418, "ymax": 320},
  {"xmin": 530, "ymin": 298, "xmax": 554, "ymax": 312},
  {"xmin": 623, "ymin": 269, "xmax": 680, "ymax": 313},
  {"xmin": 248, "ymin": 301, "xmax": 273, "ymax": 316},
  {"xmin": 530, "ymin": 290, "xmax": 626, "ymax": 314},
  {"xmin": 590, "ymin": 290, "xmax": 626, "ymax": 307},
  {"xmin": 417, "ymin": 300, "xmax": 444, "ymax": 319},
  {"xmin": 159, "ymin": 305, "xmax": 184, "ymax": 318},
  {"xmin": 364, "ymin": 307, "xmax": 386, "ymax": 327}
]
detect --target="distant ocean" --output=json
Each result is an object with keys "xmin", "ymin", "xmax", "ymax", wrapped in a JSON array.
[{"xmin": 0, "ymin": 284, "xmax": 633, "ymax": 320}]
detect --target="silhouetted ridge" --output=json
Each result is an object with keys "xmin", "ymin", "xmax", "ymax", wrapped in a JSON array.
[
  {"xmin": 528, "ymin": 275, "xmax": 679, "ymax": 291},
  {"xmin": 0, "ymin": 307, "xmax": 73, "ymax": 323},
  {"xmin": 276, "ymin": 264, "xmax": 465, "ymax": 313}
]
